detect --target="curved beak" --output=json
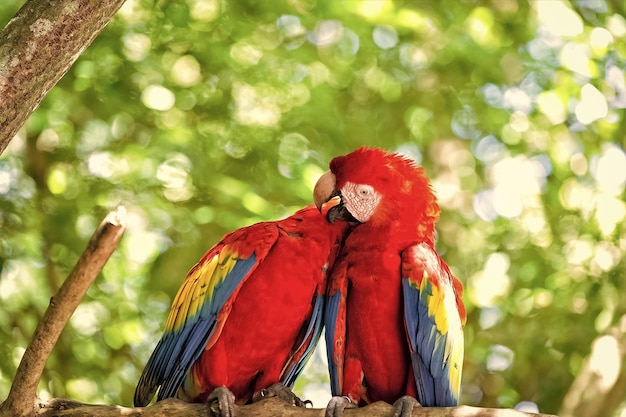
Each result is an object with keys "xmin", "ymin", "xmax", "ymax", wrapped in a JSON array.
[
  {"xmin": 320, "ymin": 195, "xmax": 341, "ymax": 218},
  {"xmin": 313, "ymin": 170, "xmax": 341, "ymax": 217}
]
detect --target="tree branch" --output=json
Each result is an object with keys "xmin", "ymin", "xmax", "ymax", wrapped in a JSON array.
[
  {"xmin": 0, "ymin": 208, "xmax": 127, "ymax": 417},
  {"xmin": 0, "ymin": 0, "xmax": 127, "ymax": 153},
  {"xmin": 34, "ymin": 397, "xmax": 558, "ymax": 417}
]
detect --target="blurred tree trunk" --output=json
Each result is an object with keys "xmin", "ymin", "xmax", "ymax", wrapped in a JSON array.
[
  {"xmin": 559, "ymin": 315, "xmax": 626, "ymax": 417},
  {"xmin": 0, "ymin": 0, "xmax": 126, "ymax": 153}
]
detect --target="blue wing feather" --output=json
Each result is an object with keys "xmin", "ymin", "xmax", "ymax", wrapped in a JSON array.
[
  {"xmin": 134, "ymin": 253, "xmax": 257, "ymax": 406},
  {"xmin": 325, "ymin": 290, "xmax": 343, "ymax": 396},
  {"xmin": 282, "ymin": 293, "xmax": 325, "ymax": 387},
  {"xmin": 402, "ymin": 243, "xmax": 464, "ymax": 407},
  {"xmin": 157, "ymin": 319, "xmax": 217, "ymax": 399}
]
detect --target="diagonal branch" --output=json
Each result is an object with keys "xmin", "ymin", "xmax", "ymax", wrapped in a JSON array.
[{"xmin": 0, "ymin": 207, "xmax": 127, "ymax": 417}]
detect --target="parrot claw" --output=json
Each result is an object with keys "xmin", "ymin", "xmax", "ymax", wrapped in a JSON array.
[
  {"xmin": 392, "ymin": 395, "xmax": 421, "ymax": 417},
  {"xmin": 207, "ymin": 386, "xmax": 236, "ymax": 417},
  {"xmin": 325, "ymin": 396, "xmax": 357, "ymax": 417},
  {"xmin": 252, "ymin": 383, "xmax": 310, "ymax": 407}
]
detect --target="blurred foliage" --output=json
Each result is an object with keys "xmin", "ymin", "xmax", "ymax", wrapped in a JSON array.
[{"xmin": 1, "ymin": 0, "xmax": 625, "ymax": 415}]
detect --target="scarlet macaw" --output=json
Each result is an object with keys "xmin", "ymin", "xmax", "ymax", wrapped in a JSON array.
[
  {"xmin": 314, "ymin": 147, "xmax": 466, "ymax": 416},
  {"xmin": 134, "ymin": 204, "xmax": 349, "ymax": 415}
]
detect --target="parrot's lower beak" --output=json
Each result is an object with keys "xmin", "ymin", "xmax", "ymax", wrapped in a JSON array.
[
  {"xmin": 324, "ymin": 193, "xmax": 360, "ymax": 224},
  {"xmin": 313, "ymin": 170, "xmax": 360, "ymax": 224},
  {"xmin": 321, "ymin": 195, "xmax": 341, "ymax": 218}
]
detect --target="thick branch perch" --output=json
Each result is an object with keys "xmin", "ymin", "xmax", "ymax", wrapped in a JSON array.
[
  {"xmin": 0, "ymin": 208, "xmax": 127, "ymax": 417},
  {"xmin": 34, "ymin": 397, "xmax": 558, "ymax": 417},
  {"xmin": 0, "ymin": 0, "xmax": 126, "ymax": 152},
  {"xmin": 35, "ymin": 397, "xmax": 560, "ymax": 417}
]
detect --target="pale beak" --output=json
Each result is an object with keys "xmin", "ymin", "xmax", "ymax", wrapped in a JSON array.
[{"xmin": 313, "ymin": 170, "xmax": 337, "ymax": 211}]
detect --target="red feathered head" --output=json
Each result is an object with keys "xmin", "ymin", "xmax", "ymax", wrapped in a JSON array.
[{"xmin": 315, "ymin": 146, "xmax": 440, "ymax": 243}]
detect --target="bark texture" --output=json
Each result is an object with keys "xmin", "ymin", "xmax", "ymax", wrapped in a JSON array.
[{"xmin": 0, "ymin": 0, "xmax": 126, "ymax": 152}]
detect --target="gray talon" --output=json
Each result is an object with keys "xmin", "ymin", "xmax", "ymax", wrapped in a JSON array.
[
  {"xmin": 392, "ymin": 395, "xmax": 420, "ymax": 417},
  {"xmin": 325, "ymin": 396, "xmax": 357, "ymax": 417},
  {"xmin": 207, "ymin": 386, "xmax": 236, "ymax": 417}
]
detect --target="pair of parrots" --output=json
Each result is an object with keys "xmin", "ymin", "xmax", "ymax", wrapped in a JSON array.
[{"xmin": 134, "ymin": 146, "xmax": 466, "ymax": 417}]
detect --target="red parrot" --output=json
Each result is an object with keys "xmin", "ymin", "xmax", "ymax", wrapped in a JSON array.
[
  {"xmin": 314, "ymin": 147, "xmax": 466, "ymax": 416},
  {"xmin": 134, "ymin": 203, "xmax": 349, "ymax": 414}
]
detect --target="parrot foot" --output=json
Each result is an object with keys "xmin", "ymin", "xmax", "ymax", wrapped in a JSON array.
[
  {"xmin": 392, "ymin": 395, "xmax": 421, "ymax": 417},
  {"xmin": 252, "ymin": 383, "xmax": 311, "ymax": 407},
  {"xmin": 207, "ymin": 386, "xmax": 236, "ymax": 417},
  {"xmin": 325, "ymin": 396, "xmax": 357, "ymax": 417}
]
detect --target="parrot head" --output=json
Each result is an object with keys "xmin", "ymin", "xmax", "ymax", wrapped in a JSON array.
[{"xmin": 314, "ymin": 146, "xmax": 440, "ymax": 243}]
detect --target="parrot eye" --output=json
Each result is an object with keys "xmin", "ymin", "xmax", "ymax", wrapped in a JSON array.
[
  {"xmin": 340, "ymin": 182, "xmax": 381, "ymax": 223},
  {"xmin": 356, "ymin": 185, "xmax": 374, "ymax": 197}
]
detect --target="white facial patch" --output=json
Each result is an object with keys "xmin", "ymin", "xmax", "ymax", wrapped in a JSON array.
[{"xmin": 341, "ymin": 181, "xmax": 382, "ymax": 223}]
